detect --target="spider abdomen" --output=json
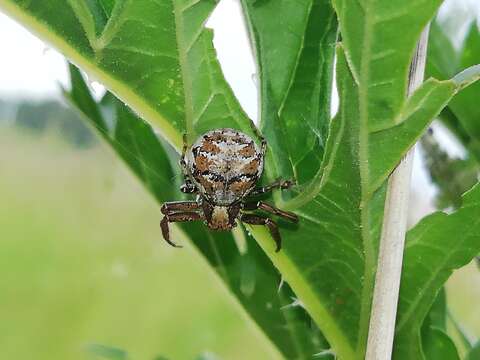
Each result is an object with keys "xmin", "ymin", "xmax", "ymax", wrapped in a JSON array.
[{"xmin": 186, "ymin": 128, "xmax": 264, "ymax": 205}]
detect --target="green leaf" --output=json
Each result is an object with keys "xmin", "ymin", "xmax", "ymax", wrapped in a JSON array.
[
  {"xmin": 240, "ymin": 0, "xmax": 338, "ymax": 185},
  {"xmin": 97, "ymin": 0, "xmax": 115, "ymax": 18},
  {"xmin": 247, "ymin": 1, "xmax": 480, "ymax": 359},
  {"xmin": 332, "ymin": 0, "xmax": 444, "ymax": 132},
  {"xmin": 423, "ymin": 288, "xmax": 447, "ymax": 332},
  {"xmin": 330, "ymin": 0, "xmax": 480, "ymax": 194},
  {"xmin": 427, "ymin": 20, "xmax": 459, "ymax": 80},
  {"xmin": 248, "ymin": 39, "xmax": 458, "ymax": 359},
  {"xmin": 420, "ymin": 290, "xmax": 461, "ymax": 360},
  {"xmin": 4, "ymin": 1, "xmax": 480, "ymax": 360},
  {"xmin": 422, "ymin": 328, "xmax": 460, "ymax": 360},
  {"xmin": 65, "ymin": 64, "xmax": 328, "ymax": 360},
  {"xmin": 466, "ymin": 341, "xmax": 480, "ymax": 360},
  {"xmin": 394, "ymin": 184, "xmax": 480, "ymax": 359},
  {"xmin": 242, "ymin": 2, "xmax": 479, "ymax": 359},
  {"xmin": 367, "ymin": 78, "xmax": 457, "ymax": 192},
  {"xmin": 0, "ymin": 0, "xmax": 253, "ymax": 149}
]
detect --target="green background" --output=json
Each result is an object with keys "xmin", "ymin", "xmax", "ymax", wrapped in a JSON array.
[{"xmin": 0, "ymin": 128, "xmax": 280, "ymax": 360}]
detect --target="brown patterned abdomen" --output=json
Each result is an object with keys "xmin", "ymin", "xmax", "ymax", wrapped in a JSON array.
[{"xmin": 187, "ymin": 128, "xmax": 264, "ymax": 205}]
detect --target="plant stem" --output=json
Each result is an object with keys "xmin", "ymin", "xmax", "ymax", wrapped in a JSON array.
[{"xmin": 365, "ymin": 25, "xmax": 431, "ymax": 360}]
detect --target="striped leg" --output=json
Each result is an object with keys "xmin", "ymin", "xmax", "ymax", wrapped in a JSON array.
[
  {"xmin": 249, "ymin": 179, "xmax": 295, "ymax": 197},
  {"xmin": 179, "ymin": 134, "xmax": 197, "ymax": 194},
  {"xmin": 240, "ymin": 213, "xmax": 282, "ymax": 252},
  {"xmin": 160, "ymin": 201, "xmax": 203, "ymax": 248},
  {"xmin": 243, "ymin": 201, "xmax": 298, "ymax": 223}
]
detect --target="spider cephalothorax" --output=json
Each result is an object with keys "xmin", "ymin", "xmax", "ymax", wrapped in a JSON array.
[{"xmin": 160, "ymin": 127, "xmax": 298, "ymax": 252}]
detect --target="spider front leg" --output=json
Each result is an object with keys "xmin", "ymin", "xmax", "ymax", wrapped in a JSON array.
[
  {"xmin": 249, "ymin": 179, "xmax": 296, "ymax": 197},
  {"xmin": 179, "ymin": 134, "xmax": 197, "ymax": 194},
  {"xmin": 243, "ymin": 201, "xmax": 299, "ymax": 223},
  {"xmin": 160, "ymin": 201, "xmax": 203, "ymax": 248},
  {"xmin": 247, "ymin": 118, "xmax": 267, "ymax": 157},
  {"xmin": 240, "ymin": 214, "xmax": 282, "ymax": 252}
]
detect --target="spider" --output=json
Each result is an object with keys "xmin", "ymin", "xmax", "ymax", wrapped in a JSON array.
[{"xmin": 160, "ymin": 127, "xmax": 299, "ymax": 252}]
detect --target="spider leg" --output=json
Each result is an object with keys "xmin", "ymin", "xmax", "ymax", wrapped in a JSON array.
[
  {"xmin": 240, "ymin": 213, "xmax": 282, "ymax": 252},
  {"xmin": 161, "ymin": 212, "xmax": 204, "ymax": 248},
  {"xmin": 243, "ymin": 200, "xmax": 299, "ymax": 223},
  {"xmin": 179, "ymin": 133, "xmax": 197, "ymax": 194},
  {"xmin": 180, "ymin": 181, "xmax": 198, "ymax": 194},
  {"xmin": 160, "ymin": 216, "xmax": 181, "ymax": 248},
  {"xmin": 161, "ymin": 201, "xmax": 201, "ymax": 214},
  {"xmin": 179, "ymin": 133, "xmax": 189, "ymax": 177},
  {"xmin": 160, "ymin": 201, "xmax": 203, "ymax": 248},
  {"xmin": 249, "ymin": 179, "xmax": 296, "ymax": 197}
]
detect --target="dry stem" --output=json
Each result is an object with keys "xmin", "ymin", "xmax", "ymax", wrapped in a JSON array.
[{"xmin": 365, "ymin": 25, "xmax": 431, "ymax": 360}]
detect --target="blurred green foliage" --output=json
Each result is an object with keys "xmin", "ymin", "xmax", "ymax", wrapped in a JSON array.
[
  {"xmin": 424, "ymin": 19, "xmax": 480, "ymax": 210},
  {"xmin": 0, "ymin": 98, "xmax": 95, "ymax": 147},
  {"xmin": 0, "ymin": 128, "xmax": 278, "ymax": 360}
]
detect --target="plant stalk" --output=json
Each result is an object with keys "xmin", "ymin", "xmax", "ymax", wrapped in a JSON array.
[{"xmin": 365, "ymin": 25, "xmax": 431, "ymax": 360}]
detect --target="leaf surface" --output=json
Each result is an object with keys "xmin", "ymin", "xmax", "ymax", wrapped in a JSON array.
[
  {"xmin": 394, "ymin": 184, "xmax": 480, "ymax": 359},
  {"xmin": 427, "ymin": 21, "xmax": 458, "ymax": 80},
  {"xmin": 420, "ymin": 289, "xmax": 462, "ymax": 360},
  {"xmin": 241, "ymin": 0, "xmax": 338, "ymax": 184},
  {"xmin": 242, "ymin": 2, "xmax": 480, "ymax": 359},
  {"xmin": 3, "ymin": 1, "xmax": 480, "ymax": 360},
  {"xmin": 0, "ymin": 0, "xmax": 253, "ymax": 149},
  {"xmin": 65, "ymin": 64, "xmax": 327, "ymax": 359},
  {"xmin": 423, "ymin": 288, "xmax": 447, "ymax": 332},
  {"xmin": 248, "ymin": 45, "xmax": 473, "ymax": 359},
  {"xmin": 332, "ymin": 0, "xmax": 444, "ymax": 132},
  {"xmin": 422, "ymin": 328, "xmax": 461, "ymax": 360}
]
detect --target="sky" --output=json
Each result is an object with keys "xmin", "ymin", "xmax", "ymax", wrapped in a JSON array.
[
  {"xmin": 0, "ymin": 0, "xmax": 478, "ymax": 219},
  {"xmin": 0, "ymin": 11, "xmax": 67, "ymax": 99}
]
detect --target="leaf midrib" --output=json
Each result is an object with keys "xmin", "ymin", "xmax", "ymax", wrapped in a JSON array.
[
  {"xmin": 96, "ymin": 0, "xmax": 131, "ymax": 50},
  {"xmin": 172, "ymin": 0, "xmax": 194, "ymax": 140},
  {"xmin": 277, "ymin": 0, "xmax": 313, "ymax": 117},
  {"xmin": 355, "ymin": 0, "xmax": 377, "ymax": 355},
  {"xmin": 66, "ymin": 0, "xmax": 97, "ymax": 47},
  {"xmin": 249, "ymin": 226, "xmax": 357, "ymax": 360}
]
